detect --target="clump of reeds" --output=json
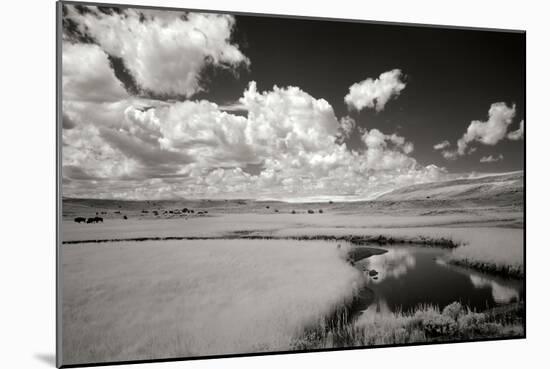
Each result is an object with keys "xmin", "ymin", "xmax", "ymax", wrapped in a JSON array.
[
  {"xmin": 291, "ymin": 301, "xmax": 524, "ymax": 349},
  {"xmin": 447, "ymin": 258, "xmax": 524, "ymax": 279}
]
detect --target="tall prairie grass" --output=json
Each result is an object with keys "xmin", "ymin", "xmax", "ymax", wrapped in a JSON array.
[
  {"xmin": 291, "ymin": 301, "xmax": 524, "ymax": 349},
  {"xmin": 448, "ymin": 228, "xmax": 524, "ymax": 278},
  {"xmin": 62, "ymin": 239, "xmax": 362, "ymax": 365}
]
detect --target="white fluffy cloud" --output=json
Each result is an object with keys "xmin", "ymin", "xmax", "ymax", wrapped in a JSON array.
[
  {"xmin": 63, "ymin": 81, "xmax": 446, "ymax": 200},
  {"xmin": 439, "ymin": 102, "xmax": 520, "ymax": 160},
  {"xmin": 480, "ymin": 154, "xmax": 504, "ymax": 163},
  {"xmin": 64, "ymin": 5, "xmax": 249, "ymax": 97},
  {"xmin": 62, "ymin": 42, "xmax": 128, "ymax": 103},
  {"xmin": 433, "ymin": 140, "xmax": 450, "ymax": 150},
  {"xmin": 241, "ymin": 82, "xmax": 340, "ymax": 153},
  {"xmin": 441, "ymin": 150, "xmax": 458, "ymax": 160},
  {"xmin": 361, "ymin": 129, "xmax": 415, "ymax": 171},
  {"xmin": 457, "ymin": 102, "xmax": 516, "ymax": 155},
  {"xmin": 344, "ymin": 69, "xmax": 406, "ymax": 112},
  {"xmin": 61, "ymin": 6, "xmax": 448, "ymax": 200},
  {"xmin": 507, "ymin": 120, "xmax": 524, "ymax": 140}
]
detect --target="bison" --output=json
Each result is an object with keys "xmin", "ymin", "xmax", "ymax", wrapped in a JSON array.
[
  {"xmin": 74, "ymin": 217, "xmax": 86, "ymax": 223},
  {"xmin": 307, "ymin": 210, "xmax": 314, "ymax": 214},
  {"xmin": 86, "ymin": 216, "xmax": 103, "ymax": 223}
]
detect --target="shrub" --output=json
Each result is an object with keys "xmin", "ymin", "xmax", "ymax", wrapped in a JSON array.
[
  {"xmin": 421, "ymin": 314, "xmax": 457, "ymax": 337},
  {"xmin": 442, "ymin": 301, "xmax": 464, "ymax": 321},
  {"xmin": 293, "ymin": 301, "xmax": 524, "ymax": 350},
  {"xmin": 458, "ymin": 312, "xmax": 489, "ymax": 336}
]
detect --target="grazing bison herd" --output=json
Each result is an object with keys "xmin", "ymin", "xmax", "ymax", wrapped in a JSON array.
[
  {"xmin": 72, "ymin": 207, "xmax": 207, "ymax": 223},
  {"xmin": 74, "ymin": 216, "xmax": 103, "ymax": 223},
  {"xmin": 73, "ymin": 206, "xmax": 327, "ymax": 223}
]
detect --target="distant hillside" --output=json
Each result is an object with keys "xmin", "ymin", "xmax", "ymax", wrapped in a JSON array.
[{"xmin": 375, "ymin": 172, "xmax": 524, "ymax": 202}]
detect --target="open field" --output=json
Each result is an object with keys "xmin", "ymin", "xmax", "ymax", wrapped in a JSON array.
[
  {"xmin": 62, "ymin": 239, "xmax": 361, "ymax": 364},
  {"xmin": 62, "ymin": 214, "xmax": 523, "ymax": 277},
  {"xmin": 61, "ymin": 172, "xmax": 525, "ymax": 364}
]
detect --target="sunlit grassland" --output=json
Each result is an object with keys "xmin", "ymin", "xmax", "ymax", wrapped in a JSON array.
[
  {"xmin": 276, "ymin": 226, "xmax": 523, "ymax": 278},
  {"xmin": 446, "ymin": 229, "xmax": 524, "ymax": 278},
  {"xmin": 62, "ymin": 239, "xmax": 362, "ymax": 365}
]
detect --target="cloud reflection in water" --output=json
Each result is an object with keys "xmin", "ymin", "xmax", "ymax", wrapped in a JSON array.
[
  {"xmin": 469, "ymin": 275, "xmax": 519, "ymax": 303},
  {"xmin": 360, "ymin": 248, "xmax": 416, "ymax": 283}
]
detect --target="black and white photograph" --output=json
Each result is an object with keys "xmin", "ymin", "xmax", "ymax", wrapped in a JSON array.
[{"xmin": 58, "ymin": 1, "xmax": 525, "ymax": 366}]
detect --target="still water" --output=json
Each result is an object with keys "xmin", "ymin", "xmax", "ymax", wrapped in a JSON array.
[{"xmin": 351, "ymin": 245, "xmax": 523, "ymax": 316}]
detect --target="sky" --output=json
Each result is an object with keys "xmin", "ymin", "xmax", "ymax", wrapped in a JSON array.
[{"xmin": 61, "ymin": 3, "xmax": 525, "ymax": 201}]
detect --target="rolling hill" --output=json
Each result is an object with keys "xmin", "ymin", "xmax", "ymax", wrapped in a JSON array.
[{"xmin": 375, "ymin": 171, "xmax": 524, "ymax": 202}]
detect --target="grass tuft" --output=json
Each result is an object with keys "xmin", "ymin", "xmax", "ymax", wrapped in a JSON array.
[
  {"xmin": 447, "ymin": 258, "xmax": 524, "ymax": 279},
  {"xmin": 291, "ymin": 301, "xmax": 524, "ymax": 349}
]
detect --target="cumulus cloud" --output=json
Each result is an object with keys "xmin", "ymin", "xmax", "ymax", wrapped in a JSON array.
[
  {"xmin": 507, "ymin": 120, "xmax": 524, "ymax": 140},
  {"xmin": 62, "ymin": 42, "xmax": 129, "ymax": 103},
  {"xmin": 441, "ymin": 150, "xmax": 458, "ymax": 160},
  {"xmin": 240, "ymin": 81, "xmax": 340, "ymax": 154},
  {"xmin": 456, "ymin": 102, "xmax": 516, "ymax": 155},
  {"xmin": 360, "ymin": 129, "xmax": 416, "ymax": 171},
  {"xmin": 433, "ymin": 140, "xmax": 450, "ymax": 150},
  {"xmin": 61, "ymin": 6, "xmax": 446, "ymax": 200},
  {"xmin": 344, "ymin": 69, "xmax": 406, "ymax": 112},
  {"xmin": 64, "ymin": 5, "xmax": 249, "ymax": 97},
  {"xmin": 439, "ymin": 102, "xmax": 520, "ymax": 160},
  {"xmin": 62, "ymin": 81, "xmax": 446, "ymax": 200},
  {"xmin": 62, "ymin": 122, "xmax": 137, "ymax": 181},
  {"xmin": 337, "ymin": 116, "xmax": 356, "ymax": 141},
  {"xmin": 480, "ymin": 154, "xmax": 504, "ymax": 163}
]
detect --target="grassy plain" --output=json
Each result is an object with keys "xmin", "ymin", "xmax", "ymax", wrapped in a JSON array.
[
  {"xmin": 61, "ymin": 172, "xmax": 524, "ymax": 364},
  {"xmin": 62, "ymin": 239, "xmax": 361, "ymax": 364}
]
